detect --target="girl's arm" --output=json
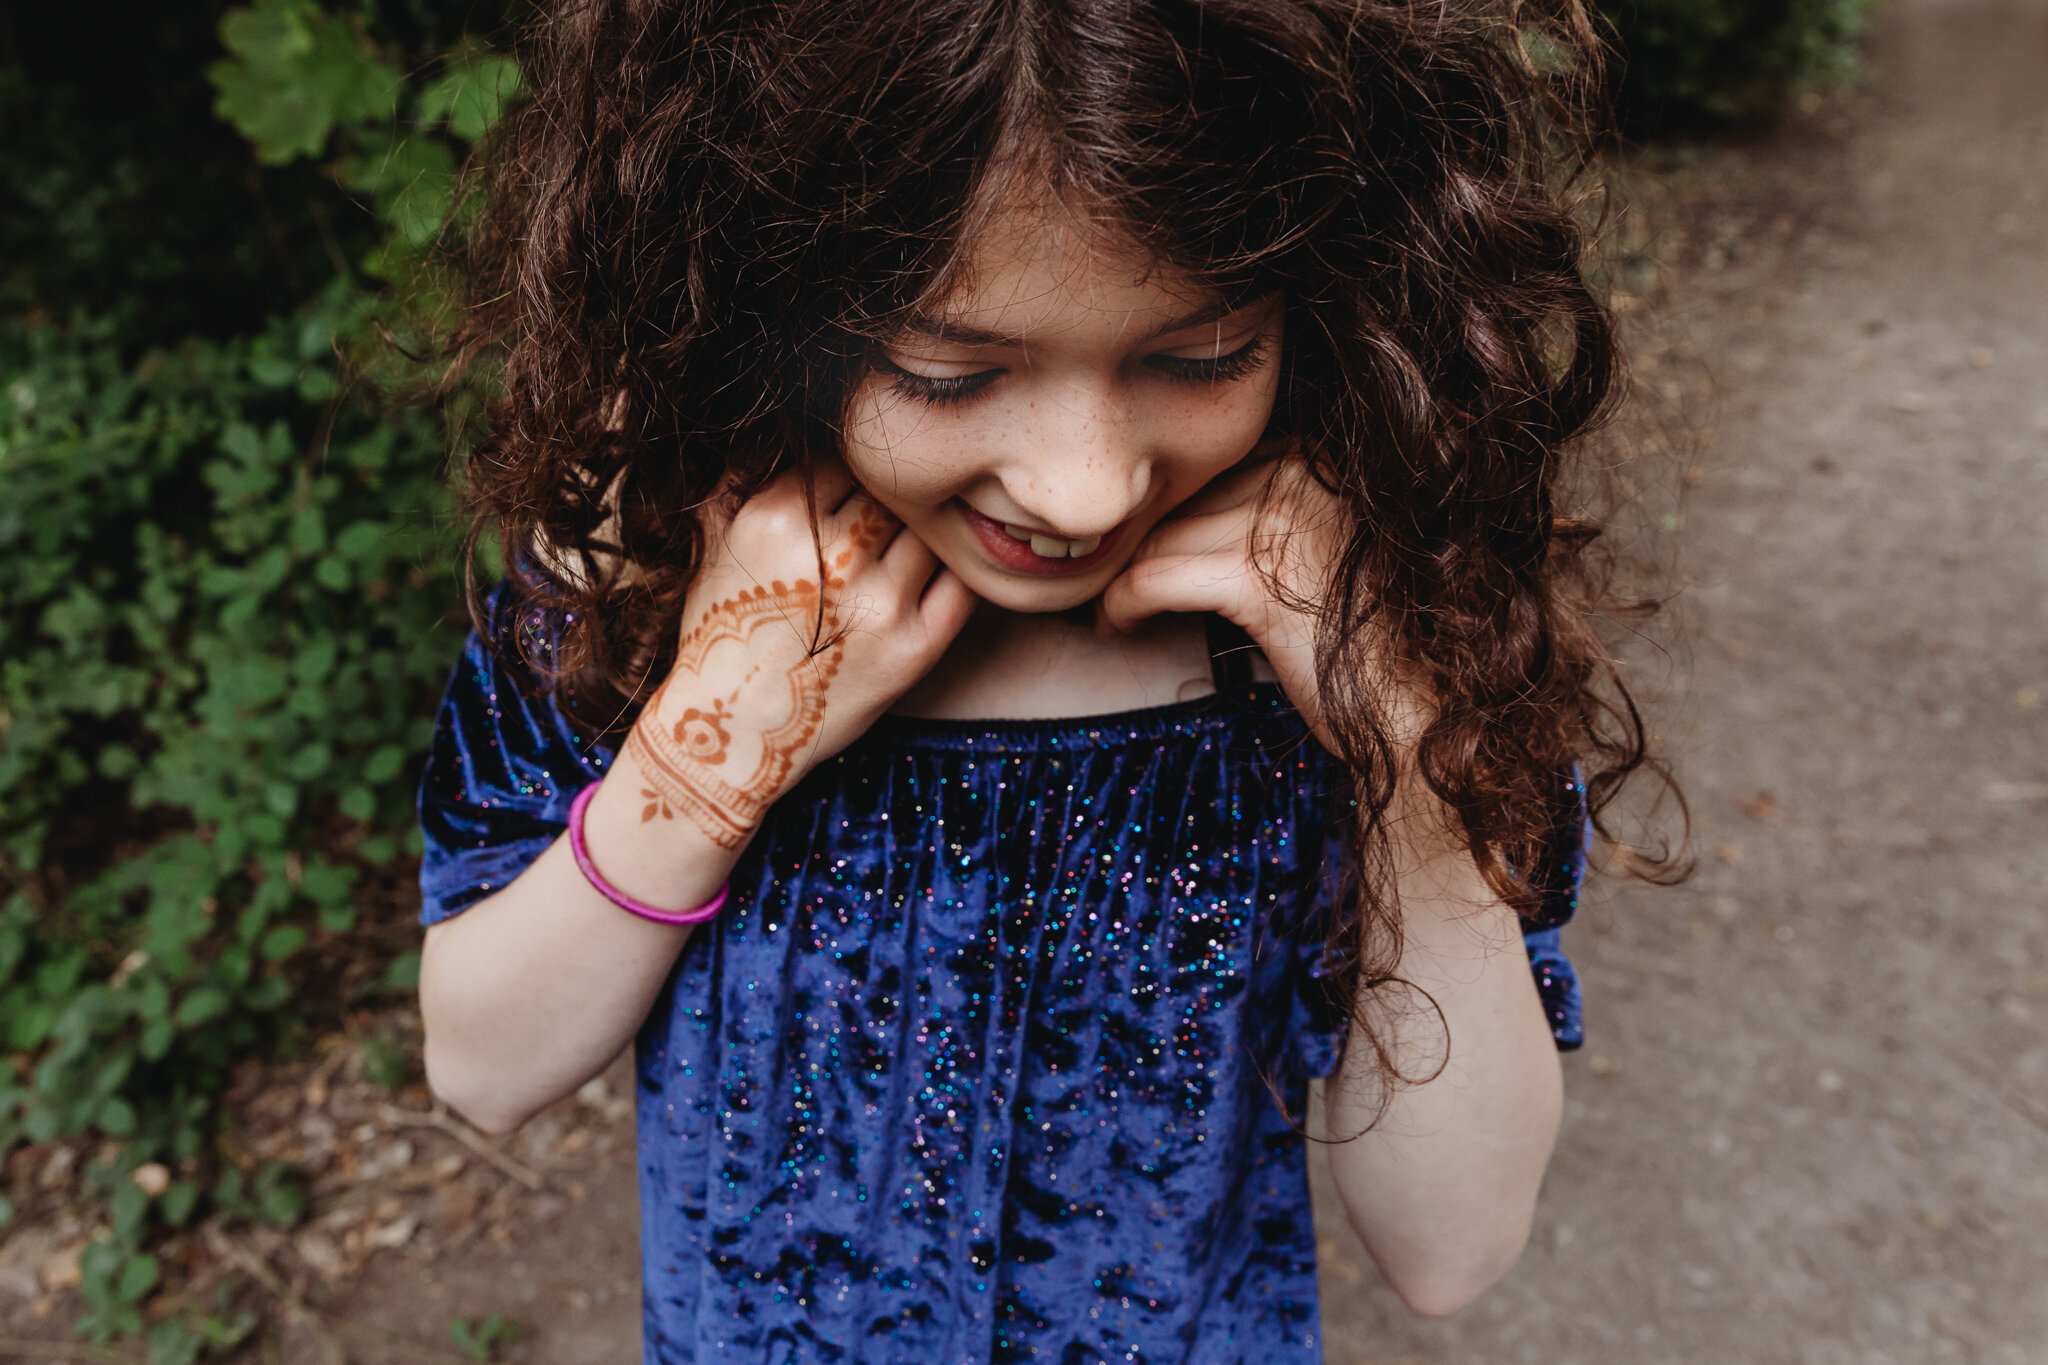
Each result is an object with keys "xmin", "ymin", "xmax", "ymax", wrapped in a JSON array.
[
  {"xmin": 1099, "ymin": 454, "xmax": 1563, "ymax": 1316},
  {"xmin": 419, "ymin": 754, "xmax": 734, "ymax": 1135},
  {"xmin": 1316, "ymin": 788, "xmax": 1563, "ymax": 1318},
  {"xmin": 420, "ymin": 467, "xmax": 975, "ymax": 1134}
]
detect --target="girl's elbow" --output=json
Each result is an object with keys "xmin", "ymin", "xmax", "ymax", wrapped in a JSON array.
[
  {"xmin": 421, "ymin": 1035, "xmax": 529, "ymax": 1136},
  {"xmin": 1365, "ymin": 1215, "xmax": 1536, "ymax": 1319},
  {"xmin": 1382, "ymin": 1242, "xmax": 1523, "ymax": 1319}
]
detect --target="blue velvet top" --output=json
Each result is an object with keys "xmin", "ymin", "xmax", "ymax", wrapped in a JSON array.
[{"xmin": 419, "ymin": 589, "xmax": 1585, "ymax": 1365}]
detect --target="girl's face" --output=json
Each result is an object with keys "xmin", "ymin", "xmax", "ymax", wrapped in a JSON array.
[{"xmin": 842, "ymin": 198, "xmax": 1284, "ymax": 614}]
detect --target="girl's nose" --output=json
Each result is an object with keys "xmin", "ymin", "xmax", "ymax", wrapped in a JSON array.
[{"xmin": 996, "ymin": 385, "xmax": 1152, "ymax": 537}]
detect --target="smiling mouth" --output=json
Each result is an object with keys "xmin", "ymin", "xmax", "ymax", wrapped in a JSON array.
[
  {"xmin": 957, "ymin": 503, "xmax": 1121, "ymax": 575},
  {"xmin": 998, "ymin": 524, "xmax": 1102, "ymax": 559}
]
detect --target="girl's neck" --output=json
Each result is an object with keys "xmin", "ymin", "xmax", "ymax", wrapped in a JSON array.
[{"xmin": 890, "ymin": 603, "xmax": 1225, "ymax": 721}]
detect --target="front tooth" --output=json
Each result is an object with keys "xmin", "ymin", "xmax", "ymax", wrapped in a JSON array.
[
  {"xmin": 1069, "ymin": 535, "xmax": 1101, "ymax": 557},
  {"xmin": 1003, "ymin": 523, "xmax": 1034, "ymax": 542},
  {"xmin": 1029, "ymin": 533, "xmax": 1068, "ymax": 558}
]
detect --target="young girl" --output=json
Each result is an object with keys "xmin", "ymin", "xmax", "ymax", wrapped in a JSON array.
[{"xmin": 418, "ymin": 0, "xmax": 1654, "ymax": 1358}]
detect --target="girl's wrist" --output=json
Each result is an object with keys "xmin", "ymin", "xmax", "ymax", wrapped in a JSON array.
[{"xmin": 577, "ymin": 746, "xmax": 748, "ymax": 913}]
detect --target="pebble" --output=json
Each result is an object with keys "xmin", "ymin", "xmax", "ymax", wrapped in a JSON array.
[{"xmin": 367, "ymin": 1215, "xmax": 417, "ymax": 1250}]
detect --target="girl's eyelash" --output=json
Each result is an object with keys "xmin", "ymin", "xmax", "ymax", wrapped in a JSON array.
[
  {"xmin": 882, "ymin": 360, "xmax": 1000, "ymax": 407},
  {"xmin": 880, "ymin": 333, "xmax": 1269, "ymax": 407},
  {"xmin": 1147, "ymin": 333, "xmax": 1268, "ymax": 385}
]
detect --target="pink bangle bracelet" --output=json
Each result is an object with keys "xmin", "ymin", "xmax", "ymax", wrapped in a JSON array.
[{"xmin": 567, "ymin": 781, "xmax": 729, "ymax": 925}]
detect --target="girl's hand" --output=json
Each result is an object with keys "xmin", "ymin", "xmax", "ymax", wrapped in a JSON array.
[
  {"xmin": 1098, "ymin": 446, "xmax": 1350, "ymax": 746},
  {"xmin": 624, "ymin": 461, "xmax": 976, "ymax": 849}
]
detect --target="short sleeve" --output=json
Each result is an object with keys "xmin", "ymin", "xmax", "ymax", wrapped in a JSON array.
[
  {"xmin": 1522, "ymin": 773, "xmax": 1591, "ymax": 1051},
  {"xmin": 1293, "ymin": 773, "xmax": 1591, "ymax": 1076},
  {"xmin": 415, "ymin": 584, "xmax": 616, "ymax": 925}
]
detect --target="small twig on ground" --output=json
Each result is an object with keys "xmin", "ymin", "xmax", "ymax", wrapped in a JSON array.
[
  {"xmin": 377, "ymin": 1102, "xmax": 546, "ymax": 1191},
  {"xmin": 204, "ymin": 1224, "xmax": 346, "ymax": 1365},
  {"xmin": 0, "ymin": 1338, "xmax": 142, "ymax": 1363}
]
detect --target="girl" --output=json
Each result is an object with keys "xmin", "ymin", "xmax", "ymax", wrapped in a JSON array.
[{"xmin": 418, "ymin": 0, "xmax": 1660, "ymax": 1359}]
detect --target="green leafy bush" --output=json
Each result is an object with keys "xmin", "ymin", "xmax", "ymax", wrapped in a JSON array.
[
  {"xmin": 1601, "ymin": 0, "xmax": 1888, "ymax": 133},
  {"xmin": 1, "ymin": 0, "xmax": 511, "ymax": 1346}
]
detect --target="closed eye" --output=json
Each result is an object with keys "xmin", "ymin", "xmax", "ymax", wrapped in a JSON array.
[
  {"xmin": 880, "ymin": 357, "xmax": 1002, "ymax": 407},
  {"xmin": 1145, "ymin": 334, "xmax": 1268, "ymax": 385},
  {"xmin": 877, "ymin": 330, "xmax": 1269, "ymax": 406}
]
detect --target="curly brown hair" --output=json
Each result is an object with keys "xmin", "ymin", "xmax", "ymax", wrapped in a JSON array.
[{"xmin": 454, "ymin": 0, "xmax": 1681, "ymax": 1102}]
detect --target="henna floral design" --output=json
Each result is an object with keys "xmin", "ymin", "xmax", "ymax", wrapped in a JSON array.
[
  {"xmin": 676, "ymin": 699, "xmax": 733, "ymax": 764},
  {"xmin": 626, "ymin": 500, "xmax": 895, "ymax": 846}
]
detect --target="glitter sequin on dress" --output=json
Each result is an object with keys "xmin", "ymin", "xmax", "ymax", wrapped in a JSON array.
[{"xmin": 419, "ymin": 587, "xmax": 1586, "ymax": 1365}]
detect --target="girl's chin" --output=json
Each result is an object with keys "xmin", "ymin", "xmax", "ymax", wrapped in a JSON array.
[{"xmin": 952, "ymin": 565, "xmax": 1116, "ymax": 615}]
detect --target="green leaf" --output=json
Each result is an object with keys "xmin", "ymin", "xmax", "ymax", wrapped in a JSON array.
[
  {"xmin": 161, "ymin": 1180, "xmax": 200, "ymax": 1227},
  {"xmin": 363, "ymin": 743, "xmax": 406, "ymax": 784},
  {"xmin": 287, "ymin": 741, "xmax": 332, "ymax": 780},
  {"xmin": 290, "ymin": 505, "xmax": 326, "ymax": 556},
  {"xmin": 116, "ymin": 1251, "xmax": 159, "ymax": 1305},
  {"xmin": 419, "ymin": 55, "xmax": 523, "ymax": 141},
  {"xmin": 260, "ymin": 925, "xmax": 307, "ymax": 961},
  {"xmin": 112, "ymin": 1181, "xmax": 148, "ymax": 1238},
  {"xmin": 174, "ymin": 987, "xmax": 229, "ymax": 1028},
  {"xmin": 139, "ymin": 1018, "xmax": 176, "ymax": 1061},
  {"xmin": 335, "ymin": 520, "xmax": 386, "ymax": 562},
  {"xmin": 99, "ymin": 1095, "xmax": 137, "ymax": 1136},
  {"xmin": 378, "ymin": 949, "xmax": 421, "ymax": 992},
  {"xmin": 344, "ymin": 136, "xmax": 459, "ymax": 247},
  {"xmin": 253, "ymin": 1164, "xmax": 306, "ymax": 1227},
  {"xmin": 208, "ymin": 0, "xmax": 401, "ymax": 164}
]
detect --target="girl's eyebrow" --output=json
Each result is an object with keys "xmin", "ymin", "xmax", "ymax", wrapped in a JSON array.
[{"xmin": 897, "ymin": 297, "xmax": 1250, "ymax": 348}]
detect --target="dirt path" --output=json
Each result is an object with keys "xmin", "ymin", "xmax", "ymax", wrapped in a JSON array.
[{"xmin": 1314, "ymin": 0, "xmax": 2048, "ymax": 1360}]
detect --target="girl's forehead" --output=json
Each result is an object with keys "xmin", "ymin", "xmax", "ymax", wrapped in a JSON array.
[{"xmin": 916, "ymin": 196, "xmax": 1224, "ymax": 342}]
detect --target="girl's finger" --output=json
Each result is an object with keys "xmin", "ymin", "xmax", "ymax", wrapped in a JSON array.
[
  {"xmin": 1163, "ymin": 463, "xmax": 1265, "ymax": 521},
  {"xmin": 915, "ymin": 566, "xmax": 979, "ymax": 652},
  {"xmin": 1128, "ymin": 506, "xmax": 1255, "ymax": 562},
  {"xmin": 878, "ymin": 520, "xmax": 939, "ymax": 586},
  {"xmin": 832, "ymin": 491, "xmax": 906, "ymax": 560},
  {"xmin": 1098, "ymin": 551, "xmax": 1258, "ymax": 636}
]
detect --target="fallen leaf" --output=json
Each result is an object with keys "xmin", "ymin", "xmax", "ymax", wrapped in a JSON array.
[
  {"xmin": 37, "ymin": 1243, "xmax": 83, "ymax": 1291},
  {"xmin": 367, "ymin": 1215, "xmax": 417, "ymax": 1250},
  {"xmin": 1737, "ymin": 792, "xmax": 1781, "ymax": 819}
]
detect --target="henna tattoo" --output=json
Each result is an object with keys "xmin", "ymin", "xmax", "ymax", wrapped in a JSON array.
[
  {"xmin": 842, "ymin": 497, "xmax": 894, "ymax": 555},
  {"xmin": 626, "ymin": 579, "xmax": 848, "ymax": 847},
  {"xmin": 676, "ymin": 699, "xmax": 733, "ymax": 764},
  {"xmin": 626, "ymin": 501, "xmax": 896, "ymax": 845}
]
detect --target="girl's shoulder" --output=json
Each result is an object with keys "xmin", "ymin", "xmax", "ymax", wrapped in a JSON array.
[{"xmin": 416, "ymin": 582, "xmax": 616, "ymax": 923}]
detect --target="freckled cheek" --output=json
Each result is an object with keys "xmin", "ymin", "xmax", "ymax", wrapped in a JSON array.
[
  {"xmin": 1153, "ymin": 383, "xmax": 1278, "ymax": 488},
  {"xmin": 841, "ymin": 407, "xmax": 993, "ymax": 526}
]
